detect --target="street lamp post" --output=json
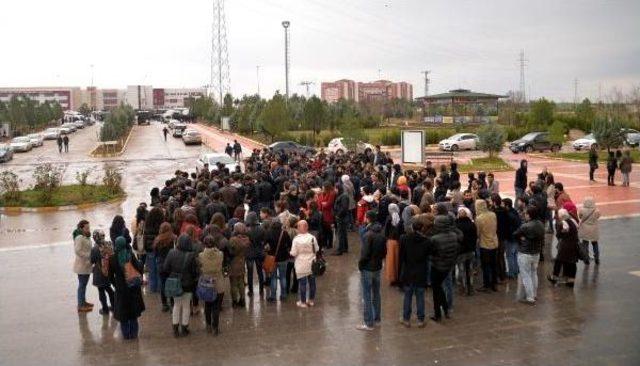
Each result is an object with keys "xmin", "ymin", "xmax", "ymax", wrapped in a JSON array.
[{"xmin": 282, "ymin": 21, "xmax": 290, "ymax": 99}]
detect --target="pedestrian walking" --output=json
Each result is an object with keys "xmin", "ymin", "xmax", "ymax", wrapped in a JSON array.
[
  {"xmin": 225, "ymin": 143, "xmax": 233, "ymax": 157},
  {"xmin": 514, "ymin": 160, "xmax": 528, "ymax": 199},
  {"xmin": 513, "ymin": 206, "xmax": 544, "ymax": 305},
  {"xmin": 588, "ymin": 144, "xmax": 598, "ymax": 181},
  {"xmin": 233, "ymin": 139, "xmax": 242, "ymax": 161},
  {"xmin": 73, "ymin": 220, "xmax": 94, "ymax": 312},
  {"xmin": 153, "ymin": 222, "xmax": 176, "ymax": 312},
  {"xmin": 163, "ymin": 126, "xmax": 169, "ymax": 141},
  {"xmin": 228, "ymin": 223, "xmax": 250, "ymax": 307},
  {"xmin": 290, "ymin": 220, "xmax": 319, "ymax": 308},
  {"xmin": 620, "ymin": 150, "xmax": 633, "ymax": 187},
  {"xmin": 57, "ymin": 134, "xmax": 64, "ymax": 153},
  {"xmin": 90, "ymin": 230, "xmax": 115, "ymax": 315},
  {"xmin": 578, "ymin": 197, "xmax": 601, "ymax": 265},
  {"xmin": 109, "ymin": 236, "xmax": 145, "ymax": 340},
  {"xmin": 356, "ymin": 211, "xmax": 387, "ymax": 331},
  {"xmin": 198, "ymin": 235, "xmax": 225, "ymax": 335},
  {"xmin": 63, "ymin": 134, "xmax": 69, "ymax": 152}
]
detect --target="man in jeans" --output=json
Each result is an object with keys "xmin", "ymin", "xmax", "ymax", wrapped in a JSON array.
[
  {"xmin": 399, "ymin": 219, "xmax": 430, "ymax": 327},
  {"xmin": 513, "ymin": 206, "xmax": 545, "ymax": 305},
  {"xmin": 356, "ymin": 211, "xmax": 387, "ymax": 331}
]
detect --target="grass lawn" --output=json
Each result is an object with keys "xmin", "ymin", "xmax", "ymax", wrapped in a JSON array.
[
  {"xmin": 545, "ymin": 150, "xmax": 639, "ymax": 162},
  {"xmin": 458, "ymin": 157, "xmax": 513, "ymax": 173},
  {"xmin": 0, "ymin": 184, "xmax": 125, "ymax": 207}
]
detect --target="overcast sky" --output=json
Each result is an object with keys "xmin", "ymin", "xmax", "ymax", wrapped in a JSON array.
[{"xmin": 2, "ymin": 0, "xmax": 639, "ymax": 101}]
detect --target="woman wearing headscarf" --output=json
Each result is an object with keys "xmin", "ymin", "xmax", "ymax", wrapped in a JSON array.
[
  {"xmin": 162, "ymin": 234, "xmax": 198, "ymax": 337},
  {"xmin": 228, "ymin": 223, "xmax": 251, "ymax": 307},
  {"xmin": 578, "ymin": 197, "xmax": 601, "ymax": 265},
  {"xmin": 154, "ymin": 222, "xmax": 176, "ymax": 312},
  {"xmin": 131, "ymin": 204, "xmax": 147, "ymax": 263},
  {"xmin": 548, "ymin": 205, "xmax": 580, "ymax": 287},
  {"xmin": 90, "ymin": 229, "xmax": 115, "ymax": 315},
  {"xmin": 109, "ymin": 236, "xmax": 145, "ymax": 340},
  {"xmin": 198, "ymin": 235, "xmax": 225, "ymax": 335},
  {"xmin": 384, "ymin": 203, "xmax": 402, "ymax": 286},
  {"xmin": 109, "ymin": 215, "xmax": 131, "ymax": 248},
  {"xmin": 144, "ymin": 207, "xmax": 165, "ymax": 293}
]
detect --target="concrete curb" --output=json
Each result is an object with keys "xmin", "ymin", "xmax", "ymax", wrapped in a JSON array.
[
  {"xmin": 0, "ymin": 196, "xmax": 125, "ymax": 214},
  {"xmin": 195, "ymin": 122, "xmax": 266, "ymax": 148},
  {"xmin": 89, "ymin": 125, "xmax": 136, "ymax": 158}
]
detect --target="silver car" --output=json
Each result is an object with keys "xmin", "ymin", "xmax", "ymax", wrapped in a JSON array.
[
  {"xmin": 61, "ymin": 123, "xmax": 77, "ymax": 133},
  {"xmin": 43, "ymin": 128, "xmax": 61, "ymax": 140},
  {"xmin": 439, "ymin": 133, "xmax": 479, "ymax": 151},
  {"xmin": 27, "ymin": 133, "xmax": 44, "ymax": 147},
  {"xmin": 10, "ymin": 137, "xmax": 33, "ymax": 152},
  {"xmin": 182, "ymin": 129, "xmax": 203, "ymax": 145}
]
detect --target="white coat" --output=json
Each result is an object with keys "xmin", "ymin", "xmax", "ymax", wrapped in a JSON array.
[{"xmin": 290, "ymin": 233, "xmax": 318, "ymax": 278}]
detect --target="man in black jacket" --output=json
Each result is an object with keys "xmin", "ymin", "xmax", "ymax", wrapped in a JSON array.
[
  {"xmin": 333, "ymin": 185, "xmax": 351, "ymax": 256},
  {"xmin": 399, "ymin": 219, "xmax": 430, "ymax": 327},
  {"xmin": 513, "ymin": 206, "xmax": 544, "ymax": 305},
  {"xmin": 356, "ymin": 211, "xmax": 387, "ymax": 331},
  {"xmin": 429, "ymin": 208, "xmax": 462, "ymax": 321},
  {"xmin": 514, "ymin": 159, "xmax": 528, "ymax": 199}
]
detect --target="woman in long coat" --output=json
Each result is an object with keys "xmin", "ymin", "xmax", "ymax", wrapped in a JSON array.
[
  {"xmin": 548, "ymin": 207, "xmax": 580, "ymax": 287},
  {"xmin": 109, "ymin": 236, "xmax": 145, "ymax": 340},
  {"xmin": 578, "ymin": 197, "xmax": 601, "ymax": 264},
  {"xmin": 384, "ymin": 203, "xmax": 403, "ymax": 286}
]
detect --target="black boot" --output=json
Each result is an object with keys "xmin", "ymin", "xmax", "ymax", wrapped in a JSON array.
[
  {"xmin": 181, "ymin": 325, "xmax": 190, "ymax": 336},
  {"xmin": 172, "ymin": 324, "xmax": 180, "ymax": 338}
]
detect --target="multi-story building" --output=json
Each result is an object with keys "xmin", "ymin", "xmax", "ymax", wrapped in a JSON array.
[
  {"xmin": 100, "ymin": 89, "xmax": 126, "ymax": 110},
  {"xmin": 0, "ymin": 87, "xmax": 83, "ymax": 110},
  {"xmin": 153, "ymin": 87, "xmax": 207, "ymax": 109},
  {"xmin": 320, "ymin": 79, "xmax": 413, "ymax": 103},
  {"xmin": 125, "ymin": 85, "xmax": 154, "ymax": 110}
]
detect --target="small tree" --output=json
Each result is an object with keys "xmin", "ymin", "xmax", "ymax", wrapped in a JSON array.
[
  {"xmin": 528, "ymin": 98, "xmax": 556, "ymax": 127},
  {"xmin": 303, "ymin": 96, "xmax": 325, "ymax": 142},
  {"xmin": 592, "ymin": 117, "xmax": 624, "ymax": 152},
  {"xmin": 0, "ymin": 171, "xmax": 22, "ymax": 204},
  {"xmin": 258, "ymin": 93, "xmax": 288, "ymax": 142},
  {"xmin": 477, "ymin": 123, "xmax": 506, "ymax": 158},
  {"xmin": 75, "ymin": 168, "xmax": 93, "ymax": 199},
  {"xmin": 32, "ymin": 163, "xmax": 64, "ymax": 203},
  {"xmin": 102, "ymin": 164, "xmax": 123, "ymax": 194},
  {"xmin": 548, "ymin": 120, "xmax": 566, "ymax": 147},
  {"xmin": 78, "ymin": 103, "xmax": 92, "ymax": 117}
]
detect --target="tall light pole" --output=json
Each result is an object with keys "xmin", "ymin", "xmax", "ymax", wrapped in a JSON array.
[
  {"xmin": 256, "ymin": 65, "xmax": 261, "ymax": 96},
  {"xmin": 282, "ymin": 21, "xmax": 290, "ymax": 99}
]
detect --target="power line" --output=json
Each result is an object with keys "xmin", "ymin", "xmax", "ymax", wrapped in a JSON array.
[
  {"xmin": 210, "ymin": 0, "xmax": 230, "ymax": 105},
  {"xmin": 282, "ymin": 21, "xmax": 291, "ymax": 99},
  {"xmin": 574, "ymin": 78, "xmax": 579, "ymax": 105},
  {"xmin": 299, "ymin": 81, "xmax": 314, "ymax": 97},
  {"xmin": 518, "ymin": 50, "xmax": 528, "ymax": 102},
  {"xmin": 421, "ymin": 70, "xmax": 430, "ymax": 96}
]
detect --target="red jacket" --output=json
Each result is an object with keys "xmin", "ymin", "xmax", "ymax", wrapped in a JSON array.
[
  {"xmin": 317, "ymin": 191, "xmax": 336, "ymax": 224},
  {"xmin": 356, "ymin": 197, "xmax": 375, "ymax": 226}
]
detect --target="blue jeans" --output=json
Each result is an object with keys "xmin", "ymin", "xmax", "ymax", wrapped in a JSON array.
[
  {"xmin": 298, "ymin": 275, "xmax": 316, "ymax": 303},
  {"xmin": 516, "ymin": 252, "xmax": 539, "ymax": 302},
  {"xmin": 443, "ymin": 270, "xmax": 454, "ymax": 309},
  {"xmin": 360, "ymin": 270, "xmax": 381, "ymax": 327},
  {"xmin": 425, "ymin": 260, "xmax": 432, "ymax": 287},
  {"xmin": 120, "ymin": 318, "xmax": 139, "ymax": 339},
  {"xmin": 402, "ymin": 284, "xmax": 425, "ymax": 321},
  {"xmin": 358, "ymin": 225, "xmax": 368, "ymax": 246},
  {"xmin": 505, "ymin": 240, "xmax": 519, "ymax": 277},
  {"xmin": 77, "ymin": 274, "xmax": 90, "ymax": 307},
  {"xmin": 147, "ymin": 252, "xmax": 159, "ymax": 293},
  {"xmin": 269, "ymin": 262, "xmax": 288, "ymax": 300}
]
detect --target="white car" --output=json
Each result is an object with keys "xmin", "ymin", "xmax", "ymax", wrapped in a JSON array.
[
  {"xmin": 327, "ymin": 137, "xmax": 374, "ymax": 154},
  {"xmin": 182, "ymin": 129, "xmax": 203, "ymax": 145},
  {"xmin": 438, "ymin": 133, "xmax": 479, "ymax": 151},
  {"xmin": 572, "ymin": 133, "xmax": 597, "ymax": 151},
  {"xmin": 26, "ymin": 133, "xmax": 44, "ymax": 147},
  {"xmin": 59, "ymin": 127, "xmax": 72, "ymax": 135},
  {"xmin": 196, "ymin": 152, "xmax": 240, "ymax": 172},
  {"xmin": 43, "ymin": 128, "xmax": 61, "ymax": 140},
  {"xmin": 10, "ymin": 136, "xmax": 33, "ymax": 152},
  {"xmin": 61, "ymin": 123, "xmax": 77, "ymax": 133}
]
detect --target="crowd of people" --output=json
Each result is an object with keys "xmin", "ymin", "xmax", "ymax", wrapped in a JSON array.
[{"xmin": 72, "ymin": 144, "xmax": 604, "ymax": 339}]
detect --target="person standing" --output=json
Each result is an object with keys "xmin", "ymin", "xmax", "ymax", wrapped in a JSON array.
[
  {"xmin": 455, "ymin": 207, "xmax": 477, "ymax": 296},
  {"xmin": 503, "ymin": 198, "xmax": 522, "ymax": 279},
  {"xmin": 548, "ymin": 207, "xmax": 580, "ymax": 288},
  {"xmin": 63, "ymin": 134, "xmax": 69, "ymax": 152},
  {"xmin": 109, "ymin": 236, "xmax": 145, "ymax": 340},
  {"xmin": 290, "ymin": 220, "xmax": 319, "ymax": 308},
  {"xmin": 578, "ymin": 197, "xmax": 601, "ymax": 265},
  {"xmin": 476, "ymin": 200, "xmax": 499, "ymax": 292},
  {"xmin": 487, "ymin": 172, "xmax": 500, "ymax": 195},
  {"xmin": 514, "ymin": 160, "xmax": 528, "ymax": 199},
  {"xmin": 225, "ymin": 143, "xmax": 233, "ymax": 157},
  {"xmin": 233, "ymin": 139, "xmax": 242, "ymax": 161},
  {"xmin": 266, "ymin": 221, "xmax": 292, "ymax": 302},
  {"xmin": 57, "ymin": 134, "xmax": 64, "ymax": 153},
  {"xmin": 144, "ymin": 207, "xmax": 165, "ymax": 293},
  {"xmin": 90, "ymin": 230, "xmax": 115, "ymax": 315},
  {"xmin": 162, "ymin": 126, "xmax": 169, "ymax": 141},
  {"xmin": 333, "ymin": 184, "xmax": 351, "ymax": 255},
  {"xmin": 245, "ymin": 212, "xmax": 266, "ymax": 297},
  {"xmin": 588, "ymin": 144, "xmax": 599, "ymax": 182},
  {"xmin": 356, "ymin": 211, "xmax": 387, "ymax": 331},
  {"xmin": 606, "ymin": 151, "xmax": 617, "ymax": 186},
  {"xmin": 513, "ymin": 206, "xmax": 544, "ymax": 305},
  {"xmin": 228, "ymin": 223, "xmax": 250, "ymax": 307},
  {"xmin": 317, "ymin": 182, "xmax": 336, "ymax": 250},
  {"xmin": 163, "ymin": 234, "xmax": 198, "ymax": 337},
  {"xmin": 620, "ymin": 150, "xmax": 633, "ymax": 187},
  {"xmin": 198, "ymin": 235, "xmax": 225, "ymax": 335},
  {"xmin": 398, "ymin": 219, "xmax": 430, "ymax": 328},
  {"xmin": 384, "ymin": 203, "xmax": 402, "ymax": 286},
  {"xmin": 73, "ymin": 220, "xmax": 94, "ymax": 312},
  {"xmin": 153, "ymin": 222, "xmax": 176, "ymax": 312}
]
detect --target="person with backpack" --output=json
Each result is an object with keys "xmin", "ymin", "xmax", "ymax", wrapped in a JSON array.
[
  {"xmin": 356, "ymin": 211, "xmax": 387, "ymax": 331},
  {"xmin": 163, "ymin": 234, "xmax": 199, "ymax": 337},
  {"xmin": 73, "ymin": 220, "xmax": 94, "ymax": 313},
  {"xmin": 90, "ymin": 230, "xmax": 115, "ymax": 315},
  {"xmin": 290, "ymin": 220, "xmax": 319, "ymax": 308},
  {"xmin": 109, "ymin": 236, "xmax": 145, "ymax": 340},
  {"xmin": 198, "ymin": 235, "xmax": 225, "ymax": 335}
]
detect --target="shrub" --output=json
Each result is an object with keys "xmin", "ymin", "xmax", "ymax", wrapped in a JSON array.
[
  {"xmin": 75, "ymin": 168, "xmax": 93, "ymax": 199},
  {"xmin": 32, "ymin": 163, "xmax": 64, "ymax": 203},
  {"xmin": 103, "ymin": 164, "xmax": 123, "ymax": 194},
  {"xmin": 477, "ymin": 123, "xmax": 506, "ymax": 158},
  {"xmin": 548, "ymin": 120, "xmax": 567, "ymax": 145},
  {"xmin": 425, "ymin": 128, "xmax": 456, "ymax": 144},
  {"xmin": 380, "ymin": 130, "xmax": 401, "ymax": 146},
  {"xmin": 0, "ymin": 171, "xmax": 22, "ymax": 203}
]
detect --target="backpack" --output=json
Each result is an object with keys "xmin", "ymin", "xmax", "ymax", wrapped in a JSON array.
[{"xmin": 100, "ymin": 254, "xmax": 111, "ymax": 277}]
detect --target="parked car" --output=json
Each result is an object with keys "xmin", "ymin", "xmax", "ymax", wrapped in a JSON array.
[
  {"xmin": 327, "ymin": 137, "xmax": 374, "ymax": 154},
  {"xmin": 268, "ymin": 141, "xmax": 316, "ymax": 157},
  {"xmin": 182, "ymin": 129, "xmax": 203, "ymax": 145},
  {"xmin": 60, "ymin": 123, "xmax": 77, "ymax": 133},
  {"xmin": 58, "ymin": 127, "xmax": 72, "ymax": 135},
  {"xmin": 510, "ymin": 132, "xmax": 561, "ymax": 153},
  {"xmin": 572, "ymin": 133, "xmax": 597, "ymax": 151},
  {"xmin": 72, "ymin": 121, "xmax": 85, "ymax": 129},
  {"xmin": 10, "ymin": 137, "xmax": 33, "ymax": 152},
  {"xmin": 43, "ymin": 128, "xmax": 61, "ymax": 140},
  {"xmin": 26, "ymin": 133, "xmax": 44, "ymax": 147},
  {"xmin": 438, "ymin": 133, "xmax": 479, "ymax": 151},
  {"xmin": 172, "ymin": 123, "xmax": 187, "ymax": 137},
  {"xmin": 622, "ymin": 128, "xmax": 640, "ymax": 147},
  {"xmin": 196, "ymin": 152, "xmax": 240, "ymax": 172},
  {"xmin": 0, "ymin": 144, "xmax": 13, "ymax": 163}
]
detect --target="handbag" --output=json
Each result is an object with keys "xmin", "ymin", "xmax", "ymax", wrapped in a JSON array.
[
  {"xmin": 124, "ymin": 260, "xmax": 142, "ymax": 288},
  {"xmin": 311, "ymin": 237, "xmax": 326, "ymax": 276},
  {"xmin": 263, "ymin": 230, "xmax": 284, "ymax": 274},
  {"xmin": 196, "ymin": 275, "xmax": 217, "ymax": 302},
  {"xmin": 164, "ymin": 252, "xmax": 190, "ymax": 298}
]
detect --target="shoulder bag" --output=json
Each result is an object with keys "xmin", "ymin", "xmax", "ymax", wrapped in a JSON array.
[
  {"xmin": 263, "ymin": 230, "xmax": 284, "ymax": 274},
  {"xmin": 164, "ymin": 252, "xmax": 190, "ymax": 298},
  {"xmin": 196, "ymin": 275, "xmax": 217, "ymax": 302},
  {"xmin": 311, "ymin": 237, "xmax": 326, "ymax": 276},
  {"xmin": 124, "ymin": 259, "xmax": 143, "ymax": 288}
]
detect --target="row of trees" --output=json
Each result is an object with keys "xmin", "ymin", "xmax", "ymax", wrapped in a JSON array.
[
  {"xmin": 99, "ymin": 104, "xmax": 135, "ymax": 142},
  {"xmin": 0, "ymin": 96, "xmax": 64, "ymax": 136}
]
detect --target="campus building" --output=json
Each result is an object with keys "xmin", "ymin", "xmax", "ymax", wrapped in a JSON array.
[
  {"xmin": 152, "ymin": 87, "xmax": 207, "ymax": 109},
  {"xmin": 0, "ymin": 87, "xmax": 83, "ymax": 110},
  {"xmin": 320, "ymin": 79, "xmax": 413, "ymax": 103},
  {"xmin": 415, "ymin": 89, "xmax": 506, "ymax": 124}
]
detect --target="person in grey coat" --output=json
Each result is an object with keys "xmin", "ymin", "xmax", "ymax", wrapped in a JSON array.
[
  {"xmin": 578, "ymin": 197, "xmax": 601, "ymax": 265},
  {"xmin": 90, "ymin": 229, "xmax": 115, "ymax": 315}
]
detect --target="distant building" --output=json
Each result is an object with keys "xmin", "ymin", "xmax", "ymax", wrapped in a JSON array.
[
  {"xmin": 416, "ymin": 89, "xmax": 506, "ymax": 124},
  {"xmin": 0, "ymin": 87, "xmax": 83, "ymax": 110},
  {"xmin": 125, "ymin": 85, "xmax": 154, "ymax": 110},
  {"xmin": 320, "ymin": 79, "xmax": 413, "ymax": 103},
  {"xmin": 153, "ymin": 87, "xmax": 207, "ymax": 109},
  {"xmin": 100, "ymin": 89, "xmax": 126, "ymax": 110}
]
